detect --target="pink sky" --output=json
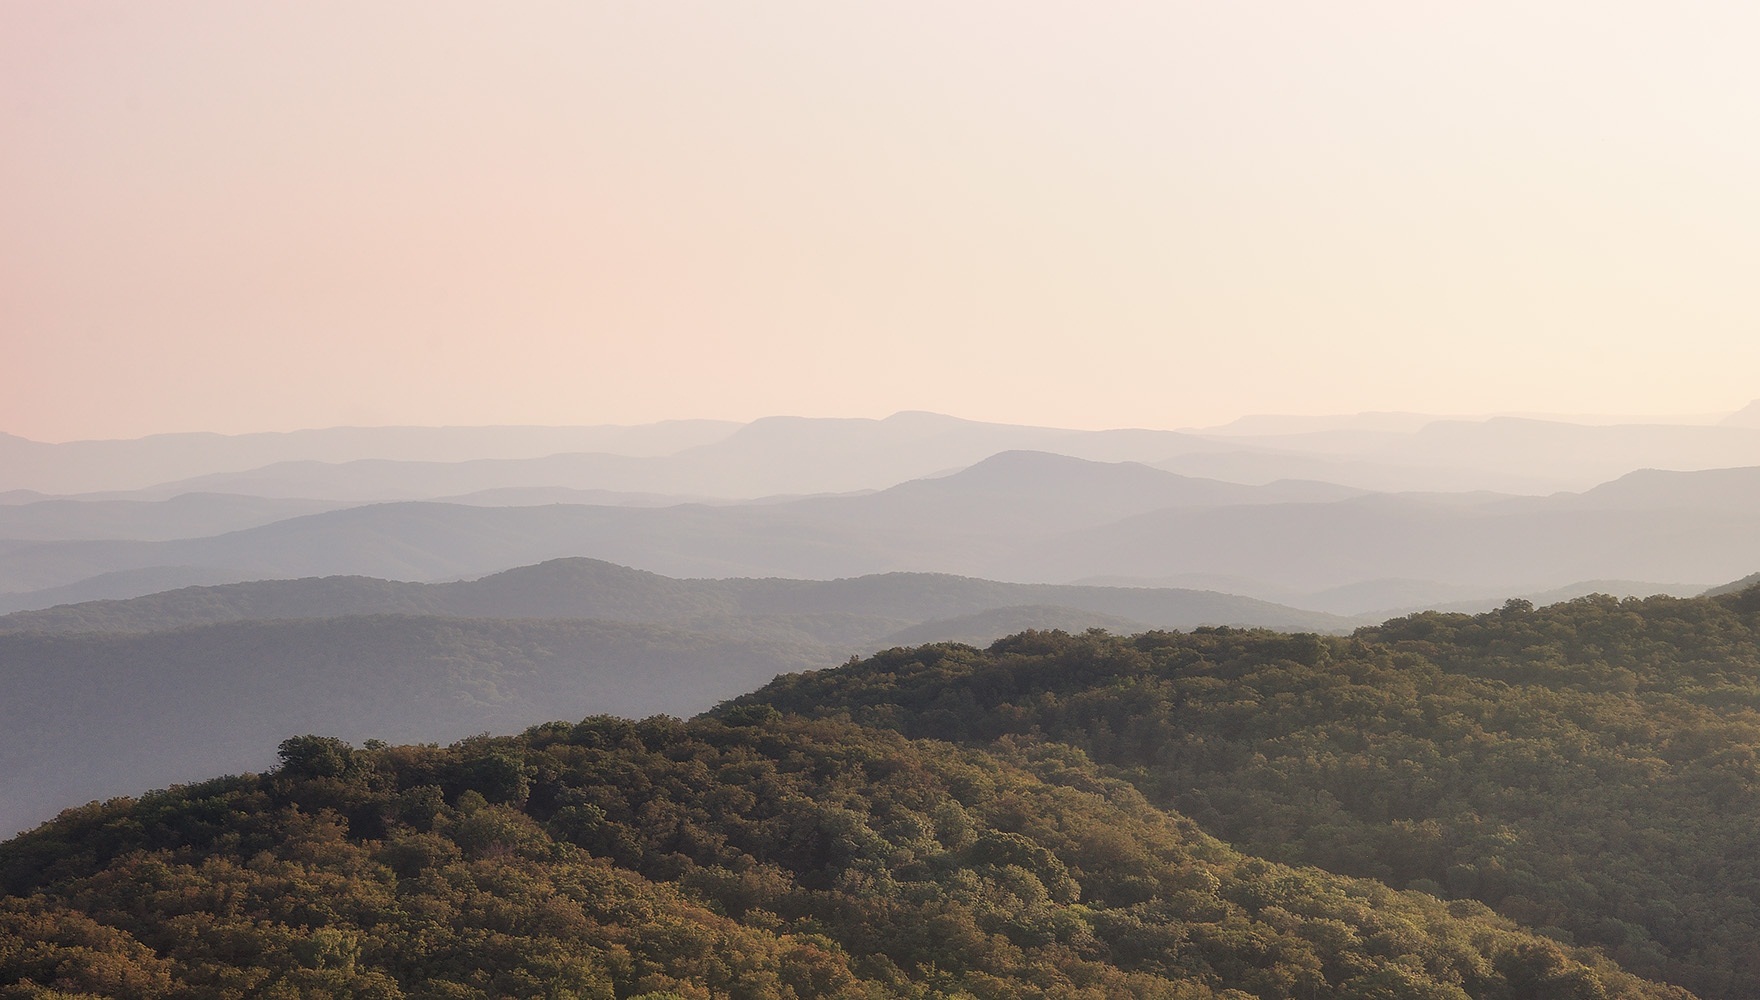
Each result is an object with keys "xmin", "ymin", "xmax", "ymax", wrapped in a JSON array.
[{"xmin": 5, "ymin": 2, "xmax": 1758, "ymax": 441}]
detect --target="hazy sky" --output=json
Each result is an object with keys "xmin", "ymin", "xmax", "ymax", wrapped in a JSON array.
[{"xmin": 5, "ymin": 2, "xmax": 1758, "ymax": 441}]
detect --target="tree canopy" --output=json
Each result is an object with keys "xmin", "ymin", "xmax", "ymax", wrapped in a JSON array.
[
  {"xmin": 736, "ymin": 588, "xmax": 1760, "ymax": 998},
  {"xmin": 0, "ymin": 715, "xmax": 1683, "ymax": 999}
]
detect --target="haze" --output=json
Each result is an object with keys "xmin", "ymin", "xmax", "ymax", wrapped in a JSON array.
[{"xmin": 6, "ymin": 2, "xmax": 1759, "ymax": 441}]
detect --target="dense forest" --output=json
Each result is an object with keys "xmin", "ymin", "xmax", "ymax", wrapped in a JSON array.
[
  {"xmin": 1, "ymin": 717, "xmax": 1677, "ymax": 999},
  {"xmin": 9, "ymin": 586, "xmax": 1760, "ymax": 997},
  {"xmin": 736, "ymin": 587, "xmax": 1760, "ymax": 998}
]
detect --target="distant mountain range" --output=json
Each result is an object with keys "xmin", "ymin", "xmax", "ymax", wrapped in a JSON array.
[
  {"xmin": 0, "ymin": 452, "xmax": 1357, "ymax": 606},
  {"xmin": 0, "ymin": 555, "xmax": 1358, "ymax": 637},
  {"xmin": 1165, "ymin": 415, "xmax": 1760, "ymax": 493},
  {"xmin": 11, "ymin": 407, "xmax": 1760, "ymax": 500},
  {"xmin": 2, "ymin": 411, "xmax": 1757, "ymax": 622},
  {"xmin": 993, "ymin": 490, "xmax": 1751, "ymax": 595},
  {"xmin": 1, "ymin": 450, "xmax": 1749, "ymax": 616}
]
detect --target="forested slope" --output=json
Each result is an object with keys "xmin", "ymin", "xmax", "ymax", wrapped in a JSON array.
[
  {"xmin": 736, "ymin": 586, "xmax": 1760, "ymax": 998},
  {"xmin": 0, "ymin": 717, "xmax": 1682, "ymax": 999}
]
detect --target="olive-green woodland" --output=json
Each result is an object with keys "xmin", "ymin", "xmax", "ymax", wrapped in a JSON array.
[
  {"xmin": 11, "ymin": 585, "xmax": 1760, "ymax": 998},
  {"xmin": 737, "ymin": 587, "xmax": 1760, "ymax": 998},
  {"xmin": 2, "ymin": 720, "xmax": 1678, "ymax": 1000}
]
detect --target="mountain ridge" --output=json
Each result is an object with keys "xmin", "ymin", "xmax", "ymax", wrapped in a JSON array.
[
  {"xmin": 8, "ymin": 457, "xmax": 1760, "ymax": 615},
  {"xmin": 0, "ymin": 556, "xmax": 1363, "ymax": 635}
]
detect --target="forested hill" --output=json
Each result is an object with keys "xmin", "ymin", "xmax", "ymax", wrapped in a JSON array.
[
  {"xmin": 733, "ymin": 585, "xmax": 1760, "ymax": 999},
  {"xmin": 0, "ymin": 717, "xmax": 1683, "ymax": 999}
]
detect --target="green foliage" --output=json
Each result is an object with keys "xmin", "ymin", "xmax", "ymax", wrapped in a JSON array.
[
  {"xmin": 737, "ymin": 593, "xmax": 1760, "ymax": 998},
  {"xmin": 277, "ymin": 735, "xmax": 368, "ymax": 782},
  {"xmin": 0, "ymin": 718, "xmax": 1681, "ymax": 999}
]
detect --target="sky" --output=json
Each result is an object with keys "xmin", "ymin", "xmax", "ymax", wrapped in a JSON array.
[{"xmin": 4, "ymin": 1, "xmax": 1759, "ymax": 441}]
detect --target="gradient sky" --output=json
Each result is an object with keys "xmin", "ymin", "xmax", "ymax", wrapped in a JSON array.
[{"xmin": 5, "ymin": 2, "xmax": 1758, "ymax": 441}]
